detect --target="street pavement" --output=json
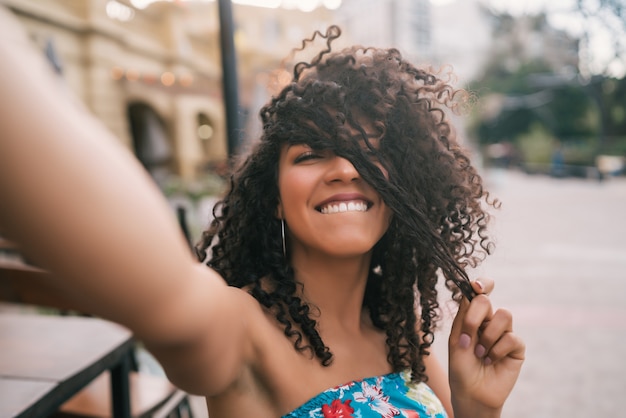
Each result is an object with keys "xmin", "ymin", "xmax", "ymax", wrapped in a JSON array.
[{"xmin": 432, "ymin": 169, "xmax": 626, "ymax": 418}]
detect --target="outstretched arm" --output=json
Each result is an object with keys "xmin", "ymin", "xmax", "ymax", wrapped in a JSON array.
[{"xmin": 0, "ymin": 7, "xmax": 251, "ymax": 396}]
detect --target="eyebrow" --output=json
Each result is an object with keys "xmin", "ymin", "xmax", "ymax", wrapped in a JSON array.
[{"xmin": 286, "ymin": 143, "xmax": 311, "ymax": 150}]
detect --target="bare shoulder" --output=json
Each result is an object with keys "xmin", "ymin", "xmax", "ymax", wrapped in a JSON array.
[{"xmin": 424, "ymin": 350, "xmax": 453, "ymax": 416}]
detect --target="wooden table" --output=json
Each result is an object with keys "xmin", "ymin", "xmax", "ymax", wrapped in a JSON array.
[{"xmin": 0, "ymin": 313, "xmax": 134, "ymax": 418}]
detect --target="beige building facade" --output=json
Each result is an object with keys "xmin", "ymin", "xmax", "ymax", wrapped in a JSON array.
[{"xmin": 2, "ymin": 0, "xmax": 339, "ymax": 183}]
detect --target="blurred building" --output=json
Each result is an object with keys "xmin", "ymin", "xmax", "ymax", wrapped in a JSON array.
[
  {"xmin": 336, "ymin": 0, "xmax": 432, "ymax": 64},
  {"xmin": 1, "ymin": 0, "xmax": 339, "ymax": 183},
  {"xmin": 486, "ymin": 11, "xmax": 579, "ymax": 76},
  {"xmin": 431, "ymin": 1, "xmax": 580, "ymax": 85},
  {"xmin": 430, "ymin": 0, "xmax": 492, "ymax": 84},
  {"xmin": 226, "ymin": 2, "xmax": 342, "ymax": 151}
]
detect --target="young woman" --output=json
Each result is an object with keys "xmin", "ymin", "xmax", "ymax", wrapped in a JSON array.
[{"xmin": 0, "ymin": 12, "xmax": 524, "ymax": 418}]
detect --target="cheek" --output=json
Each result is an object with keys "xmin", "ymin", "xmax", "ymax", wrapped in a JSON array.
[{"xmin": 278, "ymin": 172, "xmax": 308, "ymax": 214}]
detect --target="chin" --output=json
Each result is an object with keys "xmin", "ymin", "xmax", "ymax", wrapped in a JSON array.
[{"xmin": 321, "ymin": 239, "xmax": 378, "ymax": 258}]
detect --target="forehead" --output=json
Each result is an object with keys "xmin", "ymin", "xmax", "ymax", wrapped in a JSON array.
[{"xmin": 281, "ymin": 133, "xmax": 381, "ymax": 152}]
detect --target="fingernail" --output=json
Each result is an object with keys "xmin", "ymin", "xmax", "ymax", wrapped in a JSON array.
[
  {"xmin": 459, "ymin": 333, "xmax": 471, "ymax": 349},
  {"xmin": 484, "ymin": 357, "xmax": 492, "ymax": 365},
  {"xmin": 474, "ymin": 280, "xmax": 484, "ymax": 291},
  {"xmin": 474, "ymin": 344, "xmax": 486, "ymax": 358}
]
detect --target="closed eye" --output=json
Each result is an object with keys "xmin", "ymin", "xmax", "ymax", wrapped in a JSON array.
[{"xmin": 294, "ymin": 150, "xmax": 324, "ymax": 164}]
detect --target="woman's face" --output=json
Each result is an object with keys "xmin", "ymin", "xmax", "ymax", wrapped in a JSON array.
[{"xmin": 277, "ymin": 142, "xmax": 392, "ymax": 260}]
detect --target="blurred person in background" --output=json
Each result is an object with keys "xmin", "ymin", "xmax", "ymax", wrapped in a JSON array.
[{"xmin": 0, "ymin": 9, "xmax": 524, "ymax": 418}]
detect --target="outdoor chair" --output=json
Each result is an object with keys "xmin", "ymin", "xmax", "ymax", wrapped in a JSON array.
[
  {"xmin": 0, "ymin": 239, "xmax": 195, "ymax": 418},
  {"xmin": 52, "ymin": 370, "xmax": 192, "ymax": 418}
]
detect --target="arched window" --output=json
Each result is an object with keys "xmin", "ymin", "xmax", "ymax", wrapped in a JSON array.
[
  {"xmin": 127, "ymin": 102, "xmax": 172, "ymax": 184},
  {"xmin": 197, "ymin": 113, "xmax": 214, "ymax": 144}
]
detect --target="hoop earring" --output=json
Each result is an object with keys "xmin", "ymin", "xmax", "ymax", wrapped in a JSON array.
[{"xmin": 281, "ymin": 219, "xmax": 287, "ymax": 258}]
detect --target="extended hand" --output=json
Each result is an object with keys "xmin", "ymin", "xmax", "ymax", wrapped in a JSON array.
[{"xmin": 448, "ymin": 278, "xmax": 525, "ymax": 418}]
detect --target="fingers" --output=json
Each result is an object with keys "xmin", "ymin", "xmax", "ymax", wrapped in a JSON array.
[
  {"xmin": 474, "ymin": 308, "xmax": 518, "ymax": 364},
  {"xmin": 485, "ymin": 328, "xmax": 526, "ymax": 364},
  {"xmin": 450, "ymin": 278, "xmax": 489, "ymax": 335},
  {"xmin": 472, "ymin": 277, "xmax": 494, "ymax": 296},
  {"xmin": 449, "ymin": 289, "xmax": 492, "ymax": 349},
  {"xmin": 451, "ymin": 278, "xmax": 524, "ymax": 365},
  {"xmin": 461, "ymin": 293, "xmax": 493, "ymax": 338}
]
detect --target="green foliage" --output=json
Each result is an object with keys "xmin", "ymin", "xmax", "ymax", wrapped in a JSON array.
[
  {"xmin": 469, "ymin": 8, "xmax": 626, "ymax": 170},
  {"xmin": 516, "ymin": 124, "xmax": 557, "ymax": 165},
  {"xmin": 472, "ymin": 59, "xmax": 552, "ymax": 95},
  {"xmin": 548, "ymin": 86, "xmax": 597, "ymax": 138},
  {"xmin": 562, "ymin": 140, "xmax": 597, "ymax": 166},
  {"xmin": 471, "ymin": 76, "xmax": 597, "ymax": 147},
  {"xmin": 601, "ymin": 138, "xmax": 626, "ymax": 156},
  {"xmin": 475, "ymin": 106, "xmax": 535, "ymax": 145},
  {"xmin": 516, "ymin": 125, "xmax": 597, "ymax": 169},
  {"xmin": 592, "ymin": 76, "xmax": 626, "ymax": 155}
]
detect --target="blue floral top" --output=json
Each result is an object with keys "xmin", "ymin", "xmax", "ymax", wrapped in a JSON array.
[{"xmin": 282, "ymin": 370, "xmax": 448, "ymax": 418}]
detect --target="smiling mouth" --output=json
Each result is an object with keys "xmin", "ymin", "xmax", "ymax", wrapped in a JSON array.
[{"xmin": 317, "ymin": 200, "xmax": 371, "ymax": 214}]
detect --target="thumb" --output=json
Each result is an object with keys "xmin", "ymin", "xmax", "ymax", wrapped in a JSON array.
[
  {"xmin": 449, "ymin": 294, "xmax": 470, "ymax": 346},
  {"xmin": 449, "ymin": 279, "xmax": 491, "ymax": 357}
]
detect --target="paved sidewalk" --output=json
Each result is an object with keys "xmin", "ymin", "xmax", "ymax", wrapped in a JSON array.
[{"xmin": 433, "ymin": 170, "xmax": 626, "ymax": 417}]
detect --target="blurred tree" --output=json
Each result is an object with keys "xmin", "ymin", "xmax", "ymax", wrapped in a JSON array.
[
  {"xmin": 587, "ymin": 75, "xmax": 626, "ymax": 155},
  {"xmin": 573, "ymin": 0, "xmax": 626, "ymax": 77},
  {"xmin": 471, "ymin": 59, "xmax": 596, "ymax": 141},
  {"xmin": 467, "ymin": 7, "xmax": 626, "ymax": 170}
]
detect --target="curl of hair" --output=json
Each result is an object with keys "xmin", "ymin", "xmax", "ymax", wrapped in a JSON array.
[{"xmin": 196, "ymin": 26, "xmax": 498, "ymax": 382}]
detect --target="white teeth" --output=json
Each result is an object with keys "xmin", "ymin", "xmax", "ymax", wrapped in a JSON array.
[{"xmin": 320, "ymin": 201, "xmax": 368, "ymax": 214}]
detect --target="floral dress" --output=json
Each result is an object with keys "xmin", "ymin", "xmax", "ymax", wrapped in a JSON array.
[{"xmin": 282, "ymin": 370, "xmax": 448, "ymax": 418}]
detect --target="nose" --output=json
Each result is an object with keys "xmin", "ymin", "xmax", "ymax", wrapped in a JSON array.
[{"xmin": 325, "ymin": 155, "xmax": 360, "ymax": 183}]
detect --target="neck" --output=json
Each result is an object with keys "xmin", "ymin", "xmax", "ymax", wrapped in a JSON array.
[{"xmin": 289, "ymin": 249, "xmax": 372, "ymax": 334}]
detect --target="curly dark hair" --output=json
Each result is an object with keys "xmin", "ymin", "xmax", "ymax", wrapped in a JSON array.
[{"xmin": 196, "ymin": 25, "xmax": 497, "ymax": 383}]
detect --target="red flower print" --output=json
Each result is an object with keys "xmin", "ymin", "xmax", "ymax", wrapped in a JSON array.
[{"xmin": 322, "ymin": 399, "xmax": 354, "ymax": 418}]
